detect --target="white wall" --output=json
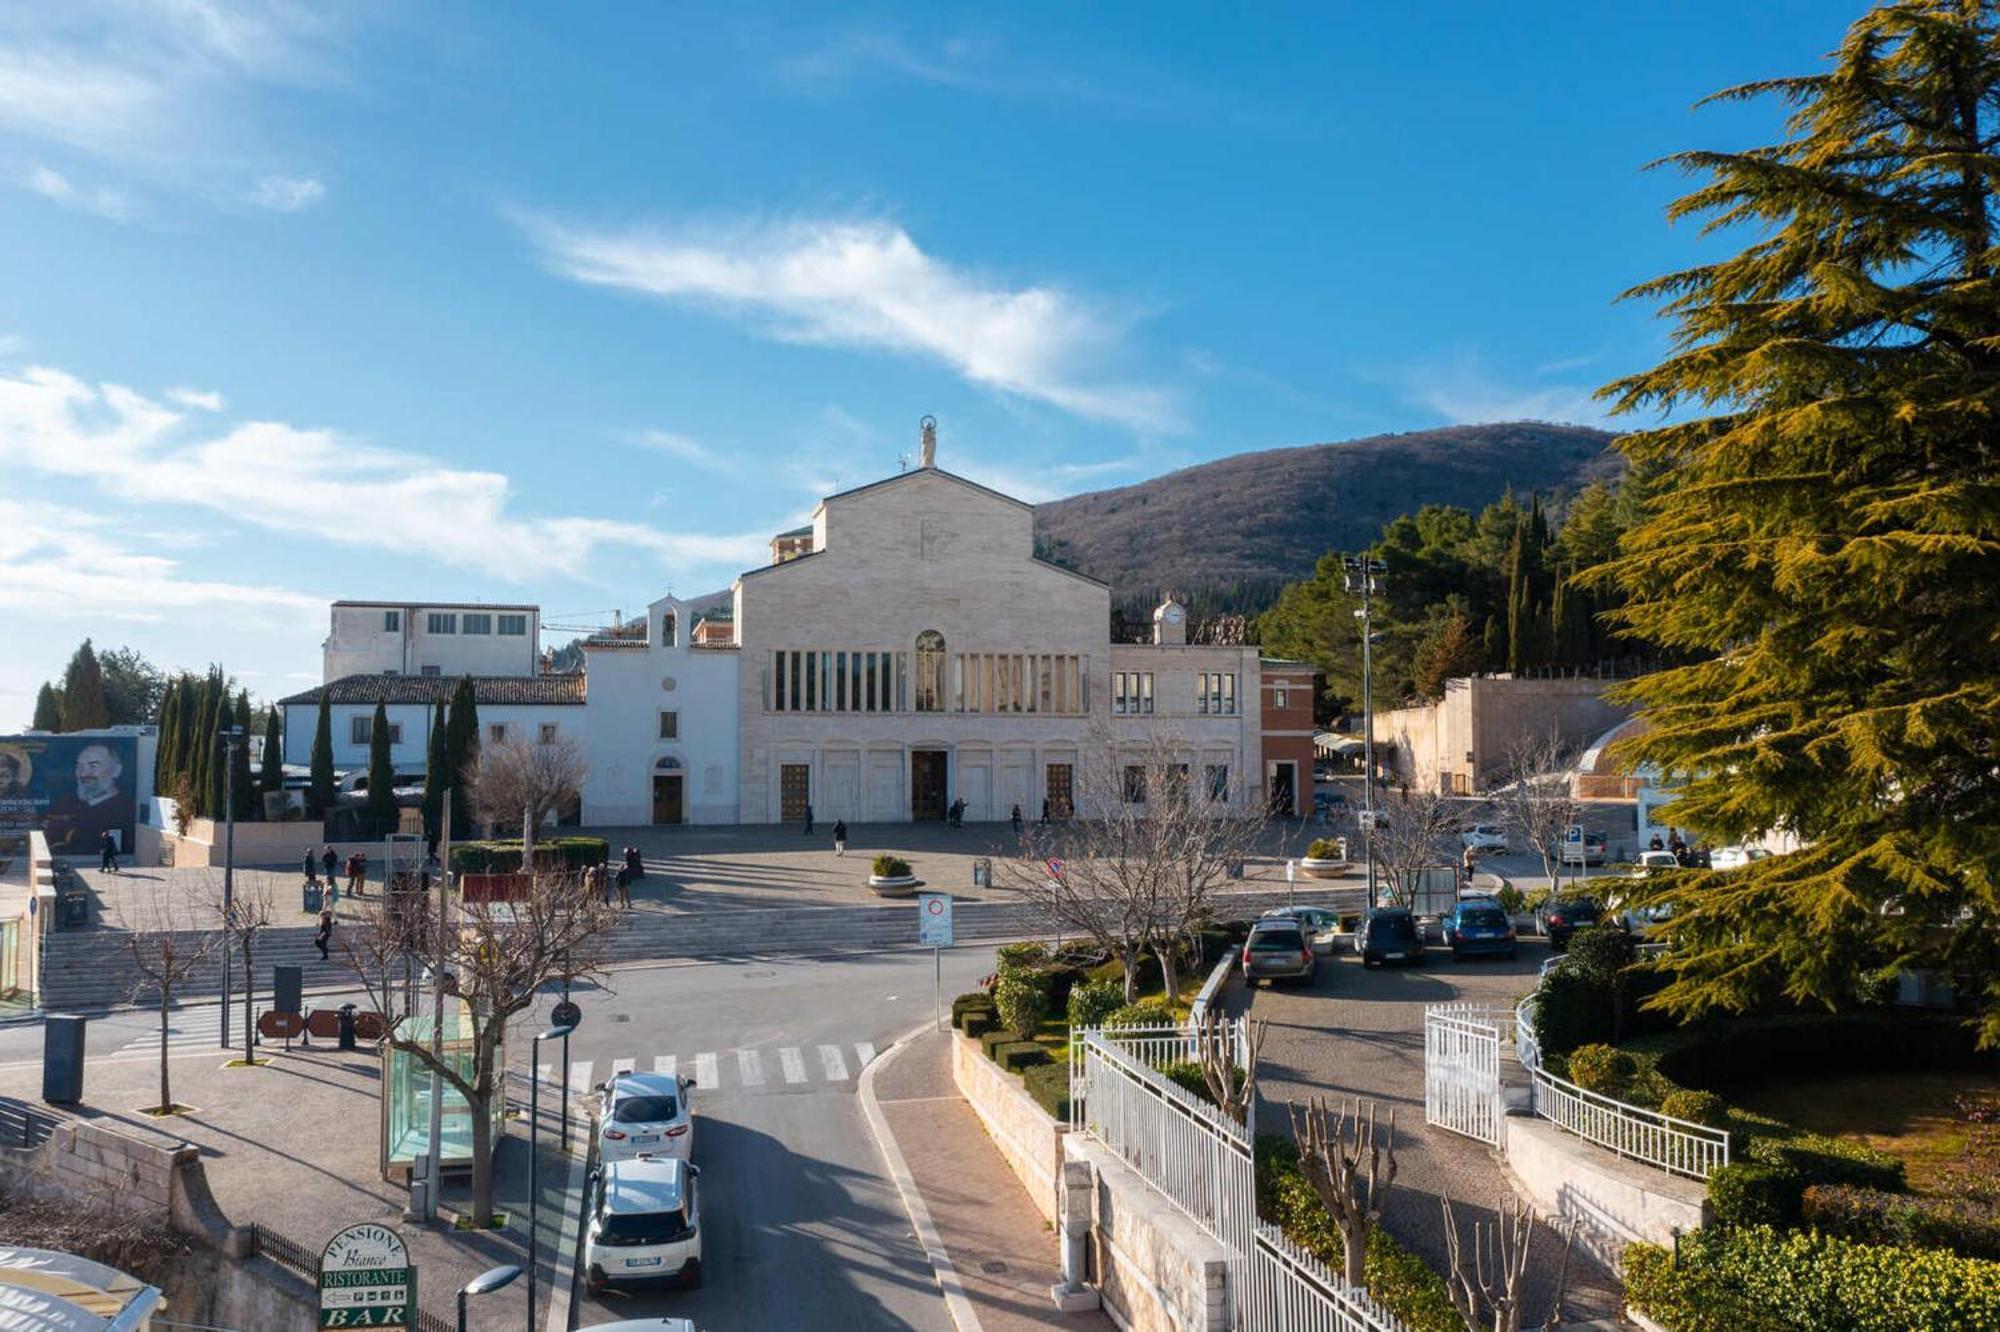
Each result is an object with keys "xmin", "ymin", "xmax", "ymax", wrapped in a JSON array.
[
  {"xmin": 280, "ymin": 699, "xmax": 582, "ymax": 774},
  {"xmin": 322, "ymin": 603, "xmax": 540, "ymax": 680}
]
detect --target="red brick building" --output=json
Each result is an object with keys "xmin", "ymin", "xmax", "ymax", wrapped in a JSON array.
[{"xmin": 1259, "ymin": 657, "xmax": 1316, "ymax": 815}]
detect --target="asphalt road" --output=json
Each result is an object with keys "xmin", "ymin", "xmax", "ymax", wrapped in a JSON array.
[{"xmin": 550, "ymin": 950, "xmax": 994, "ymax": 1331}]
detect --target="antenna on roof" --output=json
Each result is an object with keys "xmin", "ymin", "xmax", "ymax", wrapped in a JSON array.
[{"xmin": 897, "ymin": 453, "xmax": 909, "ymax": 473}]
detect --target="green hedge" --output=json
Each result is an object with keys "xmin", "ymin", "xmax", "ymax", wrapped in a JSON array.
[
  {"xmin": 1066, "ymin": 979, "xmax": 1124, "ymax": 1029},
  {"xmin": 1738, "ymin": 1115, "xmax": 1906, "ymax": 1193},
  {"xmin": 1625, "ymin": 1225, "xmax": 2000, "ymax": 1331},
  {"xmin": 995, "ymin": 971, "xmax": 1051, "ymax": 1037},
  {"xmin": 450, "ymin": 837, "xmax": 610, "ymax": 873},
  {"xmin": 1802, "ymin": 1184, "xmax": 2000, "ymax": 1262},
  {"xmin": 1106, "ymin": 1001, "xmax": 1178, "ymax": 1029},
  {"xmin": 963, "ymin": 1011, "xmax": 999, "ymax": 1039},
  {"xmin": 951, "ymin": 992, "xmax": 996, "ymax": 1029},
  {"xmin": 1532, "ymin": 965, "xmax": 1615, "ymax": 1064},
  {"xmin": 1022, "ymin": 1063, "xmax": 1071, "ymax": 1120},
  {"xmin": 871, "ymin": 853, "xmax": 912, "ymax": 878},
  {"xmin": 980, "ymin": 1028, "xmax": 1017, "ymax": 1060},
  {"xmin": 1708, "ymin": 1162, "xmax": 1803, "ymax": 1229},
  {"xmin": 1645, "ymin": 1014, "xmax": 1987, "ymax": 1097},
  {"xmin": 997, "ymin": 1042, "xmax": 1052, "ymax": 1073}
]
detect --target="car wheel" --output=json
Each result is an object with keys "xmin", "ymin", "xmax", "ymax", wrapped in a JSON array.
[
  {"xmin": 685, "ymin": 1259, "xmax": 703, "ymax": 1290},
  {"xmin": 586, "ymin": 1268, "xmax": 606, "ymax": 1297}
]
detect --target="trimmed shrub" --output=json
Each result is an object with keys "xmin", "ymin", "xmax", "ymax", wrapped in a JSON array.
[
  {"xmin": 1306, "ymin": 837, "xmax": 1344, "ymax": 860},
  {"xmin": 962, "ymin": 1011, "xmax": 998, "ymax": 1039},
  {"xmin": 1625, "ymin": 1225, "xmax": 2000, "ymax": 1332},
  {"xmin": 1022, "ymin": 1062, "xmax": 1071, "ymax": 1121},
  {"xmin": 1160, "ymin": 1060, "xmax": 1213, "ymax": 1104},
  {"xmin": 994, "ymin": 972, "xmax": 1050, "ymax": 1037},
  {"xmin": 997, "ymin": 1041, "xmax": 1052, "ymax": 1072},
  {"xmin": 1649, "ymin": 1013, "xmax": 1985, "ymax": 1097},
  {"xmin": 1565, "ymin": 923, "xmax": 1636, "ymax": 983},
  {"xmin": 1039, "ymin": 963, "xmax": 1088, "ymax": 1008},
  {"xmin": 1802, "ymin": 1184, "xmax": 2000, "ymax": 1261},
  {"xmin": 1566, "ymin": 1043, "xmax": 1639, "ymax": 1099},
  {"xmin": 996, "ymin": 941, "xmax": 1051, "ymax": 974},
  {"xmin": 1494, "ymin": 885, "xmax": 1526, "ymax": 915},
  {"xmin": 950, "ymin": 991, "xmax": 996, "ymax": 1029},
  {"xmin": 1532, "ymin": 965, "xmax": 1614, "ymax": 1062},
  {"xmin": 1742, "ymin": 1129, "xmax": 1906, "ymax": 1193},
  {"xmin": 870, "ymin": 854, "xmax": 911, "ymax": 878},
  {"xmin": 1707, "ymin": 1161, "xmax": 1802, "ymax": 1228},
  {"xmin": 980, "ymin": 1028, "xmax": 1017, "ymax": 1060},
  {"xmin": 1661, "ymin": 1089, "xmax": 1730, "ymax": 1129},
  {"xmin": 450, "ymin": 837, "xmax": 609, "ymax": 874},
  {"xmin": 1105, "ymin": 1001, "xmax": 1177, "ymax": 1029},
  {"xmin": 1066, "ymin": 979, "xmax": 1124, "ymax": 1030}
]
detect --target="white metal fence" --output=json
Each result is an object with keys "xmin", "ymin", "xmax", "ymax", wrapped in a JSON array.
[
  {"xmin": 1528, "ymin": 1066, "xmax": 1730, "ymax": 1180},
  {"xmin": 1074, "ymin": 1029, "xmax": 1404, "ymax": 1332},
  {"xmin": 1515, "ymin": 995, "xmax": 1541, "ymax": 1073},
  {"xmin": 1423, "ymin": 1003, "xmax": 1509, "ymax": 1146}
]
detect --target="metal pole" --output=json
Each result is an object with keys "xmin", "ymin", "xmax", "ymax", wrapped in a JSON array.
[
  {"xmin": 427, "ymin": 785, "xmax": 450, "ymax": 1221},
  {"xmin": 528, "ymin": 1032, "xmax": 542, "ymax": 1332},
  {"xmin": 220, "ymin": 732, "xmax": 236, "ymax": 1049},
  {"xmin": 1360, "ymin": 570, "xmax": 1378, "ymax": 910},
  {"xmin": 560, "ymin": 969, "xmax": 572, "ymax": 1150},
  {"xmin": 933, "ymin": 946, "xmax": 942, "ymax": 1032}
]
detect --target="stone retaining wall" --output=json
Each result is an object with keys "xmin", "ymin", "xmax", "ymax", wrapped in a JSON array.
[
  {"xmin": 1502, "ymin": 1115, "xmax": 1706, "ymax": 1271},
  {"xmin": 950, "ymin": 1028, "xmax": 1066, "ymax": 1223},
  {"xmin": 1068, "ymin": 1134, "xmax": 1228, "ymax": 1332}
]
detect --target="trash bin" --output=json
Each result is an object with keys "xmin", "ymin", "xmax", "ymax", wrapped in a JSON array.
[
  {"xmin": 302, "ymin": 882, "xmax": 324, "ymax": 914},
  {"xmin": 57, "ymin": 891, "xmax": 88, "ymax": 929},
  {"xmin": 972, "ymin": 857, "xmax": 991, "ymax": 889},
  {"xmin": 338, "ymin": 1003, "xmax": 358, "ymax": 1051},
  {"xmin": 1225, "ymin": 858, "xmax": 1245, "ymax": 880}
]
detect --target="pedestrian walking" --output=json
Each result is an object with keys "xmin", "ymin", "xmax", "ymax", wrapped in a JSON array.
[
  {"xmin": 611, "ymin": 863, "xmax": 628, "ymax": 906},
  {"xmin": 625, "ymin": 845, "xmax": 644, "ymax": 880},
  {"xmin": 1040, "ymin": 799, "xmax": 1050, "ymax": 825},
  {"xmin": 302, "ymin": 849, "xmax": 318, "ymax": 885},
  {"xmin": 617, "ymin": 865, "xmax": 632, "ymax": 908},
  {"xmin": 1010, "ymin": 804, "xmax": 1023, "ymax": 836},
  {"xmin": 314, "ymin": 908, "xmax": 333, "ymax": 961},
  {"xmin": 99, "ymin": 830, "xmax": 118, "ymax": 873},
  {"xmin": 802, "ymin": 803, "xmax": 815, "ymax": 836},
  {"xmin": 324, "ymin": 876, "xmax": 339, "ymax": 912},
  {"xmin": 832, "ymin": 819, "xmax": 848, "ymax": 857},
  {"xmin": 321, "ymin": 845, "xmax": 339, "ymax": 885}
]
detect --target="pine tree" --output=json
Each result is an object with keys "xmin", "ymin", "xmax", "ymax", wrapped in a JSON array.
[
  {"xmin": 364, "ymin": 701, "xmax": 398, "ymax": 829},
  {"xmin": 1595, "ymin": 0, "xmax": 2000, "ymax": 1042},
  {"xmin": 308, "ymin": 694, "xmax": 336, "ymax": 817},
  {"xmin": 445, "ymin": 677, "xmax": 480, "ymax": 839},
  {"xmin": 259, "ymin": 707, "xmax": 284, "ymax": 798},
  {"xmin": 31, "ymin": 682, "xmax": 61, "ymax": 732},
  {"xmin": 58, "ymin": 640, "xmax": 110, "ymax": 731},
  {"xmin": 1413, "ymin": 611, "xmax": 1484, "ymax": 702},
  {"xmin": 421, "ymin": 698, "xmax": 448, "ymax": 840}
]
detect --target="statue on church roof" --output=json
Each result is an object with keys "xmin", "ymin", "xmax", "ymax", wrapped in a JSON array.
[{"xmin": 919, "ymin": 415, "xmax": 937, "ymax": 469}]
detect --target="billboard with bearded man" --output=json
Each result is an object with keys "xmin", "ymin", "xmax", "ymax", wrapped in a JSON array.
[{"xmin": 0, "ymin": 735, "xmax": 138, "ymax": 855}]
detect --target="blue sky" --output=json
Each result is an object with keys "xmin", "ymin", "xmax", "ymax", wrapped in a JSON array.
[{"xmin": 1, "ymin": 1, "xmax": 1862, "ymax": 725}]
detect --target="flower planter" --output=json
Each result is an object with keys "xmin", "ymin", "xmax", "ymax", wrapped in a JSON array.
[
  {"xmin": 868, "ymin": 874, "xmax": 921, "ymax": 897},
  {"xmin": 1298, "ymin": 856, "xmax": 1352, "ymax": 880}
]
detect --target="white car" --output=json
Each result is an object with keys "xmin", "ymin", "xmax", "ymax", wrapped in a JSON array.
[
  {"xmin": 585, "ymin": 1156, "xmax": 703, "ymax": 1293},
  {"xmin": 1633, "ymin": 850, "xmax": 1681, "ymax": 875},
  {"xmin": 598, "ymin": 1070, "xmax": 696, "ymax": 1164},
  {"xmin": 1710, "ymin": 845, "xmax": 1772, "ymax": 871},
  {"xmin": 1461, "ymin": 824, "xmax": 1508, "ymax": 854}
]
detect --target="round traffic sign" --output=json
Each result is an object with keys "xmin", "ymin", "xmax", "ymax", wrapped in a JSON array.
[
  {"xmin": 550, "ymin": 1000, "xmax": 582, "ymax": 1030},
  {"xmin": 925, "ymin": 897, "xmax": 945, "ymax": 915}
]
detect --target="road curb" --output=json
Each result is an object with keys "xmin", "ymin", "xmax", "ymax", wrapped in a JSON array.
[
  {"xmin": 543, "ymin": 1120, "xmax": 590, "ymax": 1332},
  {"xmin": 858, "ymin": 1019, "xmax": 985, "ymax": 1332}
]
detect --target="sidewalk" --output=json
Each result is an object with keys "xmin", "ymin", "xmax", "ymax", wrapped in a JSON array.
[
  {"xmin": 0, "ymin": 1037, "xmax": 583, "ymax": 1331},
  {"xmin": 864, "ymin": 1023, "xmax": 1112, "ymax": 1332}
]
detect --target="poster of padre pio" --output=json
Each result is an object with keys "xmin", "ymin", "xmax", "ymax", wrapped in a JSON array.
[{"xmin": 0, "ymin": 734, "xmax": 138, "ymax": 855}]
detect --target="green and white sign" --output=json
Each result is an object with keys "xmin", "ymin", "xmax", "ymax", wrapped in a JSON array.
[{"xmin": 318, "ymin": 1223, "xmax": 415, "ymax": 1329}]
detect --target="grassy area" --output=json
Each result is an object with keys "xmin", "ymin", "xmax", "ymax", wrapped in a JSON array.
[{"xmin": 1733, "ymin": 1070, "xmax": 2000, "ymax": 1195}]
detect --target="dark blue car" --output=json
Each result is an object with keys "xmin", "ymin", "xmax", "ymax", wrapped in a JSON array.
[{"xmin": 1440, "ymin": 898, "xmax": 1518, "ymax": 959}]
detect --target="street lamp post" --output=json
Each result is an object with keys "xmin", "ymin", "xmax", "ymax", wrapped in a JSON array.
[
  {"xmin": 1344, "ymin": 558, "xmax": 1386, "ymax": 909},
  {"xmin": 217, "ymin": 725, "xmax": 246, "ymax": 1049},
  {"xmin": 457, "ymin": 1264, "xmax": 520, "ymax": 1332},
  {"xmin": 528, "ymin": 1022, "xmax": 574, "ymax": 1331}
]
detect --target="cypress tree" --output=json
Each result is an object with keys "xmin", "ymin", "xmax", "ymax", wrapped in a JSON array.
[
  {"xmin": 174, "ymin": 676, "xmax": 199, "ymax": 793},
  {"xmin": 231, "ymin": 690, "xmax": 257, "ymax": 820},
  {"xmin": 421, "ymin": 698, "xmax": 448, "ymax": 840},
  {"xmin": 154, "ymin": 677, "xmax": 180, "ymax": 789},
  {"xmin": 1505, "ymin": 525, "xmax": 1531, "ymax": 674},
  {"xmin": 308, "ymin": 693, "xmax": 336, "ymax": 817},
  {"xmin": 58, "ymin": 640, "xmax": 110, "ymax": 731},
  {"xmin": 1594, "ymin": 1, "xmax": 2000, "ymax": 1042},
  {"xmin": 202, "ymin": 673, "xmax": 226, "ymax": 820},
  {"xmin": 445, "ymin": 677, "xmax": 479, "ymax": 838},
  {"xmin": 364, "ymin": 700, "xmax": 398, "ymax": 829},
  {"xmin": 258, "ymin": 707, "xmax": 284, "ymax": 798},
  {"xmin": 32, "ymin": 682, "xmax": 61, "ymax": 732}
]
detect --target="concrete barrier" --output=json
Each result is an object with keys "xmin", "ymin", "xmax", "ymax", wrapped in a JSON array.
[
  {"xmin": 1502, "ymin": 1115, "xmax": 1706, "ymax": 1271},
  {"xmin": 1068, "ymin": 1134, "xmax": 1229, "ymax": 1332}
]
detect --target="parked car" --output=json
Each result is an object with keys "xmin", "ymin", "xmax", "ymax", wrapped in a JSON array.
[
  {"xmin": 591, "ymin": 1321, "xmax": 699, "ymax": 1332},
  {"xmin": 1354, "ymin": 907, "xmax": 1425, "ymax": 966},
  {"xmin": 1242, "ymin": 920, "xmax": 1316, "ymax": 986},
  {"xmin": 1634, "ymin": 850, "xmax": 1681, "ymax": 875},
  {"xmin": 584, "ymin": 1156, "xmax": 703, "ymax": 1294},
  {"xmin": 1710, "ymin": 845, "xmax": 1772, "ymax": 871},
  {"xmin": 1558, "ymin": 831, "xmax": 1608, "ymax": 866},
  {"xmin": 1533, "ymin": 895, "xmax": 1602, "ymax": 951},
  {"xmin": 1439, "ymin": 899, "xmax": 1517, "ymax": 959},
  {"xmin": 1261, "ymin": 905, "xmax": 1341, "ymax": 954},
  {"xmin": 598, "ymin": 1070, "xmax": 696, "ymax": 1165},
  {"xmin": 1461, "ymin": 824, "xmax": 1508, "ymax": 854}
]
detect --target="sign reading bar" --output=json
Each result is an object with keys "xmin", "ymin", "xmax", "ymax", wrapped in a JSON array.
[
  {"xmin": 319, "ymin": 1223, "xmax": 414, "ymax": 1329},
  {"xmin": 918, "ymin": 892, "xmax": 953, "ymax": 948}
]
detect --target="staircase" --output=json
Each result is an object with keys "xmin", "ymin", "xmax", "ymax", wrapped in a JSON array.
[{"xmin": 37, "ymin": 883, "xmax": 1366, "ymax": 1015}]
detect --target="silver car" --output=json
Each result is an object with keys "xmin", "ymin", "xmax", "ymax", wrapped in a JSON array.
[
  {"xmin": 1261, "ymin": 905, "xmax": 1341, "ymax": 955},
  {"xmin": 1242, "ymin": 920, "xmax": 1316, "ymax": 986}
]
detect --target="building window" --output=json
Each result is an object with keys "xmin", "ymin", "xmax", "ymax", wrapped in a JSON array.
[
  {"xmin": 421, "ymin": 665, "xmax": 441, "ymax": 677},
  {"xmin": 1198, "ymin": 672, "xmax": 1237, "ymax": 715},
  {"xmin": 914, "ymin": 630, "xmax": 946, "ymax": 711},
  {"xmin": 383, "ymin": 610, "xmax": 402, "ymax": 631},
  {"xmin": 660, "ymin": 612, "xmax": 677, "ymax": 647},
  {"xmin": 1123, "ymin": 765, "xmax": 1148, "ymax": 804},
  {"xmin": 538, "ymin": 723, "xmax": 558, "ymax": 744},
  {"xmin": 1206, "ymin": 764, "xmax": 1230, "ymax": 802},
  {"xmin": 1274, "ymin": 685, "xmax": 1289, "ymax": 709},
  {"xmin": 462, "ymin": 613, "xmax": 492, "ymax": 635},
  {"xmin": 427, "ymin": 612, "xmax": 457, "ymax": 634},
  {"xmin": 498, "ymin": 614, "xmax": 527, "ymax": 636},
  {"xmin": 659, "ymin": 711, "xmax": 679, "ymax": 739},
  {"xmin": 488, "ymin": 723, "xmax": 507, "ymax": 744},
  {"xmin": 1115, "ymin": 671, "xmax": 1154, "ymax": 715},
  {"xmin": 351, "ymin": 716, "xmax": 403, "ymax": 745}
]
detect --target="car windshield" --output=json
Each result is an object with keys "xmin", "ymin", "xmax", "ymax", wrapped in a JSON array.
[
  {"xmin": 1250, "ymin": 930, "xmax": 1306, "ymax": 951},
  {"xmin": 1371, "ymin": 914, "xmax": 1417, "ymax": 938},
  {"xmin": 1459, "ymin": 909, "xmax": 1507, "ymax": 928},
  {"xmin": 612, "ymin": 1095, "xmax": 678, "ymax": 1123},
  {"xmin": 1550, "ymin": 899, "xmax": 1600, "ymax": 916},
  {"xmin": 597, "ymin": 1204, "xmax": 692, "ymax": 1245}
]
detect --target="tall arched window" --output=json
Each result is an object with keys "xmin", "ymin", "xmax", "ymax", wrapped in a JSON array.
[
  {"xmin": 660, "ymin": 611, "xmax": 677, "ymax": 647},
  {"xmin": 914, "ymin": 630, "xmax": 946, "ymax": 711}
]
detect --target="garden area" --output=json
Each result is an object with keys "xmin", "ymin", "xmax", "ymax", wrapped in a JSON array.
[{"xmin": 1524, "ymin": 924, "xmax": 2000, "ymax": 1330}]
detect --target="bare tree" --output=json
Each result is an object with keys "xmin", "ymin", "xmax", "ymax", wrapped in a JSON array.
[
  {"xmin": 344, "ymin": 869, "xmax": 619, "ymax": 1226},
  {"xmin": 209, "ymin": 874, "xmax": 277, "ymax": 1067},
  {"xmin": 1195, "ymin": 1012, "xmax": 1263, "ymax": 1127},
  {"xmin": 1290, "ymin": 1096, "xmax": 1399, "ymax": 1286},
  {"xmin": 1489, "ymin": 732, "xmax": 1585, "ymax": 894},
  {"xmin": 468, "ymin": 735, "xmax": 586, "ymax": 858},
  {"xmin": 117, "ymin": 887, "xmax": 216, "ymax": 1115},
  {"xmin": 999, "ymin": 727, "xmax": 1271, "ymax": 1002},
  {"xmin": 1440, "ymin": 1195, "xmax": 1574, "ymax": 1332},
  {"xmin": 1370, "ymin": 790, "xmax": 1466, "ymax": 908}
]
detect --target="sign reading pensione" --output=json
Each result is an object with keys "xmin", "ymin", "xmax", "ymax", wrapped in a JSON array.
[{"xmin": 318, "ymin": 1223, "xmax": 414, "ymax": 1329}]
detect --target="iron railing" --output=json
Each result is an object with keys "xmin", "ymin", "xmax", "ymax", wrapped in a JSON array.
[
  {"xmin": 1529, "ymin": 1066, "xmax": 1730, "ymax": 1180},
  {"xmin": 0, "ymin": 1097, "xmax": 61, "ymax": 1150}
]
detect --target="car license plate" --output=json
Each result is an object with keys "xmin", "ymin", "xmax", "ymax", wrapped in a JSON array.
[
  {"xmin": 633, "ymin": 1134, "xmax": 659, "ymax": 1144},
  {"xmin": 1383, "ymin": 951, "xmax": 1406, "ymax": 960},
  {"xmin": 627, "ymin": 1257, "xmax": 662, "ymax": 1268}
]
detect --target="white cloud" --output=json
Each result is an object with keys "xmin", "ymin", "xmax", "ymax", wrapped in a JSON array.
[
  {"xmin": 248, "ymin": 174, "xmax": 323, "ymax": 211},
  {"xmin": 532, "ymin": 217, "xmax": 1180, "ymax": 434},
  {"xmin": 0, "ymin": 363, "xmax": 774, "ymax": 583},
  {"xmin": 20, "ymin": 164, "xmax": 133, "ymax": 220},
  {"xmin": 631, "ymin": 429, "xmax": 729, "ymax": 472},
  {"xmin": 166, "ymin": 386, "xmax": 226, "ymax": 411},
  {"xmin": 1397, "ymin": 352, "xmax": 1610, "ymax": 428}
]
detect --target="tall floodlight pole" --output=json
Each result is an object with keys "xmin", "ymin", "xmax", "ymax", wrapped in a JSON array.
[
  {"xmin": 1345, "ymin": 558, "xmax": 1386, "ymax": 908},
  {"xmin": 217, "ymin": 726, "xmax": 245, "ymax": 1048},
  {"xmin": 425, "ymin": 784, "xmax": 451, "ymax": 1221}
]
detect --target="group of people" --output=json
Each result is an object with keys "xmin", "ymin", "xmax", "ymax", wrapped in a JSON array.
[
  {"xmin": 589, "ymin": 858, "xmax": 635, "ymax": 908},
  {"xmin": 1648, "ymin": 832, "xmax": 1710, "ymax": 868}
]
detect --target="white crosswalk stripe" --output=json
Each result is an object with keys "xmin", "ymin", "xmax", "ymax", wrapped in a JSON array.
[
  {"xmin": 779, "ymin": 1047, "xmax": 807, "ymax": 1084},
  {"xmin": 653, "ymin": 1054, "xmax": 677, "ymax": 1079},
  {"xmin": 854, "ymin": 1041, "xmax": 876, "ymax": 1069},
  {"xmin": 571, "ymin": 1060, "xmax": 593, "ymax": 1093},
  {"xmin": 537, "ymin": 1062, "xmax": 553, "ymax": 1087},
  {"xmin": 818, "ymin": 1043, "xmax": 849, "ymax": 1081},
  {"xmin": 736, "ymin": 1049, "xmax": 765, "ymax": 1087},
  {"xmin": 611, "ymin": 1057, "xmax": 636, "ymax": 1078},
  {"xmin": 694, "ymin": 1051, "xmax": 718, "ymax": 1088}
]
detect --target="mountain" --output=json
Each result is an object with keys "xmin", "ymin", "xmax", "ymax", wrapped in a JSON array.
[{"xmin": 1032, "ymin": 421, "xmax": 1621, "ymax": 611}]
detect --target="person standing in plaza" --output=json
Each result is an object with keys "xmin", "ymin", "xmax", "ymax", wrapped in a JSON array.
[
  {"xmin": 1010, "ymin": 804, "xmax": 1023, "ymax": 836},
  {"xmin": 314, "ymin": 908, "xmax": 334, "ymax": 961},
  {"xmin": 832, "ymin": 819, "xmax": 847, "ymax": 856},
  {"xmin": 617, "ymin": 864, "xmax": 632, "ymax": 908},
  {"xmin": 321, "ymin": 845, "xmax": 339, "ymax": 886},
  {"xmin": 99, "ymin": 830, "xmax": 119, "ymax": 873},
  {"xmin": 610, "ymin": 862, "xmax": 627, "ymax": 906},
  {"xmin": 302, "ymin": 848, "xmax": 318, "ymax": 885},
  {"xmin": 802, "ymin": 803, "xmax": 815, "ymax": 836}
]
